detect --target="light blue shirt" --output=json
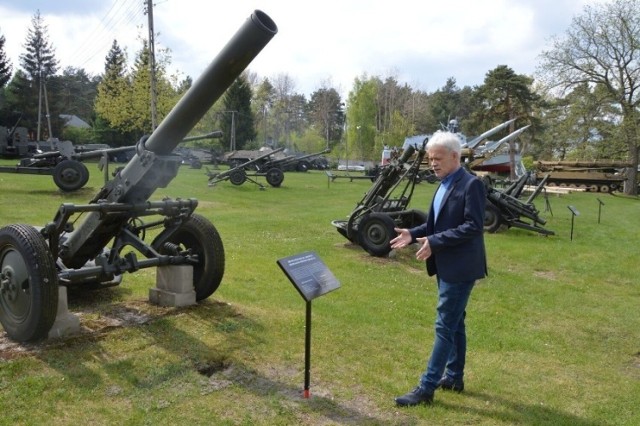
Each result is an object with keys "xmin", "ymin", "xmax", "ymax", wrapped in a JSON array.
[{"xmin": 432, "ymin": 168, "xmax": 459, "ymax": 222}]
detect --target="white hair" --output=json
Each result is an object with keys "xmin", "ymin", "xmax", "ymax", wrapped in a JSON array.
[{"xmin": 426, "ymin": 130, "xmax": 462, "ymax": 156}]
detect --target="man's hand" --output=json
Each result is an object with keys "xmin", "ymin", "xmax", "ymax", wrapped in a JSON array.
[
  {"xmin": 390, "ymin": 228, "xmax": 411, "ymax": 249},
  {"xmin": 415, "ymin": 237, "xmax": 432, "ymax": 261}
]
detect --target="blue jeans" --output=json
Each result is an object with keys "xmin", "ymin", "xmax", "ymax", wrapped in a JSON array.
[{"xmin": 419, "ymin": 277, "xmax": 475, "ymax": 393}]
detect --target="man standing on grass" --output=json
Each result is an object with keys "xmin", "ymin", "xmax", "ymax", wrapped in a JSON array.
[{"xmin": 390, "ymin": 130, "xmax": 487, "ymax": 407}]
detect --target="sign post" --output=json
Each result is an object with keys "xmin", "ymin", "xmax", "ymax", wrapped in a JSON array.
[{"xmin": 277, "ymin": 251, "xmax": 340, "ymax": 398}]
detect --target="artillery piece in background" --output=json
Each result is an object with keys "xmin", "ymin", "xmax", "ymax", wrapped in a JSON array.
[
  {"xmin": 483, "ymin": 171, "xmax": 554, "ymax": 235},
  {"xmin": 207, "ymin": 146, "xmax": 286, "ymax": 189},
  {"xmin": 0, "ymin": 116, "xmax": 34, "ymax": 158},
  {"xmin": 333, "ymin": 122, "xmax": 554, "ymax": 257},
  {"xmin": 534, "ymin": 160, "xmax": 630, "ymax": 193},
  {"xmin": 0, "ymin": 10, "xmax": 278, "ymax": 342},
  {"xmin": 332, "ymin": 140, "xmax": 429, "ymax": 257},
  {"xmin": 207, "ymin": 147, "xmax": 330, "ymax": 189},
  {"xmin": 0, "ymin": 131, "xmax": 223, "ymax": 192}
]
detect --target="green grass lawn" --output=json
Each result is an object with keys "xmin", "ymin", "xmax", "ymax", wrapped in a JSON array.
[{"xmin": 0, "ymin": 160, "xmax": 639, "ymax": 425}]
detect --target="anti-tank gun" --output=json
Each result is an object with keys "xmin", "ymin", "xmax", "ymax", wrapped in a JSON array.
[
  {"xmin": 207, "ymin": 146, "xmax": 286, "ymax": 189},
  {"xmin": 0, "ymin": 10, "xmax": 278, "ymax": 342},
  {"xmin": 261, "ymin": 148, "xmax": 331, "ymax": 172}
]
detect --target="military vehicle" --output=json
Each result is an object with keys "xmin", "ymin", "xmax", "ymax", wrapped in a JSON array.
[
  {"xmin": 0, "ymin": 117, "xmax": 35, "ymax": 158},
  {"xmin": 0, "ymin": 9, "xmax": 277, "ymax": 342},
  {"xmin": 534, "ymin": 160, "xmax": 630, "ymax": 192}
]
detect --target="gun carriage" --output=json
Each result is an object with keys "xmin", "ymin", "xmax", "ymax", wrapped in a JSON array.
[
  {"xmin": 331, "ymin": 141, "xmax": 429, "ymax": 257},
  {"xmin": 332, "ymin": 123, "xmax": 554, "ymax": 257},
  {"xmin": 208, "ymin": 147, "xmax": 330, "ymax": 189},
  {"xmin": 207, "ymin": 146, "xmax": 286, "ymax": 189},
  {"xmin": 483, "ymin": 171, "xmax": 554, "ymax": 235},
  {"xmin": 0, "ymin": 10, "xmax": 278, "ymax": 342}
]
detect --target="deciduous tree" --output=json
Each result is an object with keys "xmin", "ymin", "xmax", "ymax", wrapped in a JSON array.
[{"xmin": 538, "ymin": 0, "xmax": 640, "ymax": 194}]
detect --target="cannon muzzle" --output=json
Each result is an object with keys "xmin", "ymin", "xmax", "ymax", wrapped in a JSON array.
[{"xmin": 143, "ymin": 11, "xmax": 277, "ymax": 156}]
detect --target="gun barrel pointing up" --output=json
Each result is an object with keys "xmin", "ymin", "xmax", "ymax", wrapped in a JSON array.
[{"xmin": 59, "ymin": 10, "xmax": 278, "ymax": 268}]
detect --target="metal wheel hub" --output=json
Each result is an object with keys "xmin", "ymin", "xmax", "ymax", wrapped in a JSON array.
[
  {"xmin": 0, "ymin": 249, "xmax": 31, "ymax": 318},
  {"xmin": 60, "ymin": 167, "xmax": 80, "ymax": 182}
]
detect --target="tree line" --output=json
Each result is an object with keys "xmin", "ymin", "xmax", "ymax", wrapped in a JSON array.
[{"xmin": 0, "ymin": 1, "xmax": 638, "ymax": 195}]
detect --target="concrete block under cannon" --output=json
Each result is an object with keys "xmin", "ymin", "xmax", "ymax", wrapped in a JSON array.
[{"xmin": 0, "ymin": 10, "xmax": 278, "ymax": 342}]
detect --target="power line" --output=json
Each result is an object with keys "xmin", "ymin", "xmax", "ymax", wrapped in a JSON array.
[{"xmin": 70, "ymin": 0, "xmax": 145, "ymax": 74}]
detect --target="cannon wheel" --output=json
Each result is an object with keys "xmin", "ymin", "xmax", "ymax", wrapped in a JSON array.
[
  {"xmin": 484, "ymin": 202, "xmax": 502, "ymax": 233},
  {"xmin": 152, "ymin": 214, "xmax": 225, "ymax": 301},
  {"xmin": 265, "ymin": 167, "xmax": 284, "ymax": 187},
  {"xmin": 358, "ymin": 213, "xmax": 396, "ymax": 257},
  {"xmin": 0, "ymin": 224, "xmax": 58, "ymax": 342},
  {"xmin": 296, "ymin": 160, "xmax": 310, "ymax": 172},
  {"xmin": 229, "ymin": 169, "xmax": 247, "ymax": 185},
  {"xmin": 53, "ymin": 160, "xmax": 90, "ymax": 191}
]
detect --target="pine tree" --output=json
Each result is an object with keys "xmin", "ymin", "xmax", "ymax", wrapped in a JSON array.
[
  {"xmin": 94, "ymin": 39, "xmax": 134, "ymax": 140},
  {"xmin": 0, "ymin": 32, "xmax": 12, "ymax": 88},
  {"xmin": 221, "ymin": 74, "xmax": 255, "ymax": 150},
  {"xmin": 19, "ymin": 10, "xmax": 59, "ymax": 140}
]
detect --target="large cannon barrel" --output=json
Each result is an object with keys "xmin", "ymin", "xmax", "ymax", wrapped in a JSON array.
[
  {"xmin": 143, "ymin": 11, "xmax": 277, "ymax": 156},
  {"xmin": 59, "ymin": 10, "xmax": 278, "ymax": 268}
]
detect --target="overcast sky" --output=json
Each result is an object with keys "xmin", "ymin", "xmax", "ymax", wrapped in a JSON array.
[{"xmin": 0, "ymin": 0, "xmax": 610, "ymax": 98}]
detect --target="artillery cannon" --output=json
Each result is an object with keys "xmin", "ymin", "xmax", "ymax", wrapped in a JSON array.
[
  {"xmin": 207, "ymin": 147, "xmax": 286, "ymax": 189},
  {"xmin": 0, "ymin": 10, "xmax": 278, "ymax": 342},
  {"xmin": 263, "ymin": 148, "xmax": 331, "ymax": 172},
  {"xmin": 0, "ymin": 131, "xmax": 223, "ymax": 191},
  {"xmin": 483, "ymin": 171, "xmax": 554, "ymax": 235},
  {"xmin": 331, "ymin": 140, "xmax": 428, "ymax": 257},
  {"xmin": 0, "ymin": 115, "xmax": 33, "ymax": 158}
]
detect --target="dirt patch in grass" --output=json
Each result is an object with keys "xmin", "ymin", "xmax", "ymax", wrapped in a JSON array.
[{"xmin": 0, "ymin": 299, "xmax": 210, "ymax": 360}]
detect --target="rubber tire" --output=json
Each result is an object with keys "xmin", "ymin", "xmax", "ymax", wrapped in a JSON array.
[
  {"xmin": 265, "ymin": 167, "xmax": 284, "ymax": 187},
  {"xmin": 296, "ymin": 160, "xmax": 310, "ymax": 172},
  {"xmin": 0, "ymin": 224, "xmax": 58, "ymax": 342},
  {"xmin": 52, "ymin": 160, "xmax": 90, "ymax": 191},
  {"xmin": 357, "ymin": 213, "xmax": 396, "ymax": 257},
  {"xmin": 484, "ymin": 202, "xmax": 502, "ymax": 233},
  {"xmin": 229, "ymin": 169, "xmax": 247, "ymax": 186},
  {"xmin": 151, "ymin": 214, "xmax": 224, "ymax": 301}
]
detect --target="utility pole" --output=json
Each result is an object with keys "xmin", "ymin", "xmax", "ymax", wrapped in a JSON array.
[
  {"xmin": 230, "ymin": 111, "xmax": 236, "ymax": 150},
  {"xmin": 145, "ymin": 0, "xmax": 158, "ymax": 130},
  {"xmin": 37, "ymin": 71, "xmax": 42, "ymax": 140},
  {"xmin": 43, "ymin": 80, "xmax": 53, "ymax": 139}
]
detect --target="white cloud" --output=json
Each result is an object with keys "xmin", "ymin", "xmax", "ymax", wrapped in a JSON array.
[{"xmin": 0, "ymin": 0, "xmax": 611, "ymax": 98}]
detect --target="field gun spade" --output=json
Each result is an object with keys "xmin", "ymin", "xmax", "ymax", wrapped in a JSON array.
[
  {"xmin": 331, "ymin": 140, "xmax": 429, "ymax": 257},
  {"xmin": 0, "ymin": 10, "xmax": 278, "ymax": 342}
]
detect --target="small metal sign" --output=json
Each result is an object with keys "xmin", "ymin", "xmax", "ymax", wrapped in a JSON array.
[
  {"xmin": 277, "ymin": 251, "xmax": 340, "ymax": 398},
  {"xmin": 277, "ymin": 251, "xmax": 341, "ymax": 302}
]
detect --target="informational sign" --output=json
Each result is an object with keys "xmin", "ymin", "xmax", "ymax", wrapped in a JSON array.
[{"xmin": 277, "ymin": 251, "xmax": 340, "ymax": 302}]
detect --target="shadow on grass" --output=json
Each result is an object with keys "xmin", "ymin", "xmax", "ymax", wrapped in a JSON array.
[
  {"xmin": 14, "ymin": 186, "xmax": 99, "ymax": 198},
  {"xmin": 14, "ymin": 298, "xmax": 397, "ymax": 424},
  {"xmin": 442, "ymin": 390, "xmax": 602, "ymax": 425}
]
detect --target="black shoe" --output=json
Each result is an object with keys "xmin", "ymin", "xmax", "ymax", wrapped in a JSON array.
[
  {"xmin": 395, "ymin": 387, "xmax": 434, "ymax": 407},
  {"xmin": 437, "ymin": 376, "xmax": 464, "ymax": 393}
]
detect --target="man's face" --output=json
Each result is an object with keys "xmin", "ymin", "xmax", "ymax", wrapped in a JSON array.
[{"xmin": 428, "ymin": 146, "xmax": 459, "ymax": 179}]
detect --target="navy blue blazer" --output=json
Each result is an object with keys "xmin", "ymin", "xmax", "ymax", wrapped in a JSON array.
[{"xmin": 409, "ymin": 167, "xmax": 487, "ymax": 282}]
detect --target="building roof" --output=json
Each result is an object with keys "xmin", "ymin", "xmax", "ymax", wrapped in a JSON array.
[{"xmin": 60, "ymin": 114, "xmax": 91, "ymax": 129}]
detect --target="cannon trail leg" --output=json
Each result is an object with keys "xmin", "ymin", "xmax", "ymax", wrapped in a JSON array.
[{"xmin": 0, "ymin": 224, "xmax": 58, "ymax": 342}]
